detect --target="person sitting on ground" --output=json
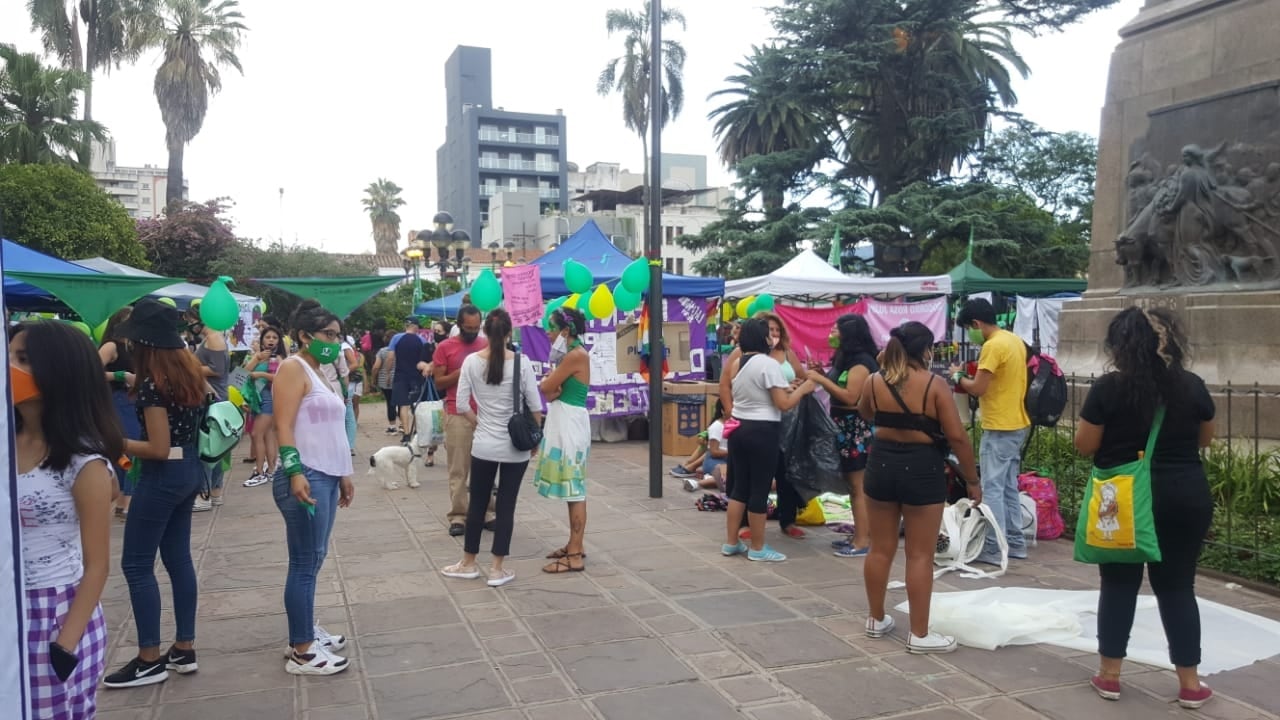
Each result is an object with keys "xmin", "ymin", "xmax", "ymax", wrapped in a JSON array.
[{"xmin": 679, "ymin": 401, "xmax": 729, "ymax": 493}]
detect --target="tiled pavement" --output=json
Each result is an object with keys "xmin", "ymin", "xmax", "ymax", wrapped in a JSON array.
[{"xmin": 97, "ymin": 412, "xmax": 1280, "ymax": 720}]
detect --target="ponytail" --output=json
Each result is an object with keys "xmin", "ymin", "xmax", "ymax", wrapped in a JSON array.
[
  {"xmin": 881, "ymin": 337, "xmax": 911, "ymax": 386},
  {"xmin": 483, "ymin": 308, "xmax": 513, "ymax": 385},
  {"xmin": 880, "ymin": 321, "xmax": 935, "ymax": 387}
]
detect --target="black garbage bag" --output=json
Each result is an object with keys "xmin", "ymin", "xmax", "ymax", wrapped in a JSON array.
[{"xmin": 780, "ymin": 395, "xmax": 845, "ymax": 504}]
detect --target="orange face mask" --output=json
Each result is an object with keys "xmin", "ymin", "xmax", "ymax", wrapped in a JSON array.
[{"xmin": 10, "ymin": 366, "xmax": 40, "ymax": 405}]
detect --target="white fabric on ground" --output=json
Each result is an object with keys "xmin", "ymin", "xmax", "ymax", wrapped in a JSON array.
[{"xmin": 895, "ymin": 586, "xmax": 1280, "ymax": 675}]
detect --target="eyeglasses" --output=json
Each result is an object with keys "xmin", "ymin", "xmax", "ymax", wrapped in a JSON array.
[{"xmin": 313, "ymin": 329, "xmax": 341, "ymax": 340}]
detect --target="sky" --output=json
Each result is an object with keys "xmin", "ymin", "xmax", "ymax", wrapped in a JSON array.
[{"xmin": 1, "ymin": 0, "xmax": 1143, "ymax": 255}]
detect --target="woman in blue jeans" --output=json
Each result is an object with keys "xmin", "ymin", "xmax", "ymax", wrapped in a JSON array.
[
  {"xmin": 104, "ymin": 300, "xmax": 211, "ymax": 689},
  {"xmin": 273, "ymin": 299, "xmax": 355, "ymax": 676},
  {"xmin": 98, "ymin": 307, "xmax": 140, "ymax": 517}
]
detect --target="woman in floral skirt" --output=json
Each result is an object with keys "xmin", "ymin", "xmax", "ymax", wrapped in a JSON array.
[{"xmin": 536, "ymin": 307, "xmax": 592, "ymax": 573}]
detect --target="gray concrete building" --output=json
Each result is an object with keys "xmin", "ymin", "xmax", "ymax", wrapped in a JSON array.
[{"xmin": 436, "ymin": 46, "xmax": 569, "ymax": 247}]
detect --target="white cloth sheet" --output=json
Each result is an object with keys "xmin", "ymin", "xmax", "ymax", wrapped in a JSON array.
[{"xmin": 895, "ymin": 586, "xmax": 1280, "ymax": 675}]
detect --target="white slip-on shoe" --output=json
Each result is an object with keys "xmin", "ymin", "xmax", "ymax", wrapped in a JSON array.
[{"xmin": 906, "ymin": 631, "xmax": 957, "ymax": 654}]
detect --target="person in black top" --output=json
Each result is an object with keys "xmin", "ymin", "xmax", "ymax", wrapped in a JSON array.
[
  {"xmin": 392, "ymin": 317, "xmax": 433, "ymax": 443},
  {"xmin": 99, "ymin": 307, "xmax": 139, "ymax": 517},
  {"xmin": 808, "ymin": 313, "xmax": 879, "ymax": 557},
  {"xmin": 1074, "ymin": 307, "xmax": 1215, "ymax": 709}
]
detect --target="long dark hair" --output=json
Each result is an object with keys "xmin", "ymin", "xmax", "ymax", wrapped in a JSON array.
[
  {"xmin": 881, "ymin": 321, "xmax": 934, "ymax": 386},
  {"xmin": 737, "ymin": 318, "xmax": 771, "ymax": 355},
  {"xmin": 484, "ymin": 308, "xmax": 513, "ymax": 385},
  {"xmin": 550, "ymin": 307, "xmax": 587, "ymax": 338},
  {"xmin": 259, "ymin": 326, "xmax": 287, "ymax": 358},
  {"xmin": 289, "ymin": 299, "xmax": 341, "ymax": 346},
  {"xmin": 1104, "ymin": 307, "xmax": 1190, "ymax": 423},
  {"xmin": 101, "ymin": 306, "xmax": 132, "ymax": 345},
  {"xmin": 12, "ymin": 321, "xmax": 125, "ymax": 470},
  {"xmin": 830, "ymin": 313, "xmax": 876, "ymax": 377}
]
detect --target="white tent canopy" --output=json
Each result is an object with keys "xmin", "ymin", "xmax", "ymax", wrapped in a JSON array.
[
  {"xmin": 725, "ymin": 250, "xmax": 952, "ymax": 298},
  {"xmin": 74, "ymin": 257, "xmax": 257, "ymax": 306}
]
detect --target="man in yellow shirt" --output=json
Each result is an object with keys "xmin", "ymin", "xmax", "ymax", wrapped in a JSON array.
[{"xmin": 951, "ymin": 299, "xmax": 1030, "ymax": 565}]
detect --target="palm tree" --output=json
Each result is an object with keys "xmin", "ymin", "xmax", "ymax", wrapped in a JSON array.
[
  {"xmin": 136, "ymin": 0, "xmax": 246, "ymax": 208},
  {"xmin": 0, "ymin": 44, "xmax": 107, "ymax": 167},
  {"xmin": 707, "ymin": 45, "xmax": 827, "ymax": 212},
  {"xmin": 26, "ymin": 0, "xmax": 154, "ymax": 121},
  {"xmin": 362, "ymin": 178, "xmax": 406, "ymax": 256},
  {"xmin": 596, "ymin": 1, "xmax": 687, "ymax": 220}
]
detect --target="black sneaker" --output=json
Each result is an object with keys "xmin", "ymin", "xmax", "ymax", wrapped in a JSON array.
[
  {"xmin": 103, "ymin": 656, "xmax": 168, "ymax": 688},
  {"xmin": 165, "ymin": 645, "xmax": 198, "ymax": 674}
]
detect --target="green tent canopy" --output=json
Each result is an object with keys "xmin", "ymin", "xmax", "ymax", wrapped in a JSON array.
[
  {"xmin": 947, "ymin": 259, "xmax": 1086, "ymax": 295},
  {"xmin": 255, "ymin": 276, "xmax": 401, "ymax": 319},
  {"xmin": 7, "ymin": 270, "xmax": 184, "ymax": 327}
]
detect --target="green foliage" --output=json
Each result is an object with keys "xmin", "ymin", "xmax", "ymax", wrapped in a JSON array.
[
  {"xmin": 597, "ymin": 2, "xmax": 687, "ymax": 141},
  {"xmin": 207, "ymin": 239, "xmax": 365, "ymax": 323},
  {"xmin": 0, "ymin": 162, "xmax": 145, "ymax": 265},
  {"xmin": 346, "ymin": 279, "xmax": 458, "ymax": 334},
  {"xmin": 679, "ymin": 202, "xmax": 830, "ymax": 278},
  {"xmin": 0, "ymin": 44, "xmax": 107, "ymax": 166},
  {"xmin": 362, "ymin": 178, "xmax": 405, "ymax": 256},
  {"xmin": 136, "ymin": 198, "xmax": 237, "ymax": 280}
]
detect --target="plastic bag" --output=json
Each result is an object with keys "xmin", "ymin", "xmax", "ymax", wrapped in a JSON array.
[{"xmin": 781, "ymin": 395, "xmax": 845, "ymax": 504}]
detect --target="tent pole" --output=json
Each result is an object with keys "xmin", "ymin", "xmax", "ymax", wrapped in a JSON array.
[{"xmin": 646, "ymin": 0, "xmax": 664, "ymax": 499}]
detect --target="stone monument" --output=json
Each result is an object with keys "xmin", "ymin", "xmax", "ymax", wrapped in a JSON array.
[{"xmin": 1056, "ymin": 0, "xmax": 1280, "ymax": 437}]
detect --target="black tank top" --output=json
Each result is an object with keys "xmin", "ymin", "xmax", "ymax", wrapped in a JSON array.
[
  {"xmin": 104, "ymin": 340, "xmax": 133, "ymax": 390},
  {"xmin": 872, "ymin": 374, "xmax": 943, "ymax": 437}
]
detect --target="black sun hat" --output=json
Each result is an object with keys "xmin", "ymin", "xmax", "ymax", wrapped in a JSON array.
[{"xmin": 119, "ymin": 299, "xmax": 187, "ymax": 349}]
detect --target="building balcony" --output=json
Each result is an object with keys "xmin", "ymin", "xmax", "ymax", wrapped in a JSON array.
[
  {"xmin": 478, "ymin": 129, "xmax": 561, "ymax": 146},
  {"xmin": 481, "ymin": 185, "xmax": 562, "ymax": 199},
  {"xmin": 478, "ymin": 158, "xmax": 561, "ymax": 172},
  {"xmin": 538, "ymin": 188, "xmax": 562, "ymax": 200}
]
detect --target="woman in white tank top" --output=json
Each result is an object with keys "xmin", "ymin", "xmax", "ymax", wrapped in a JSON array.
[{"xmin": 272, "ymin": 300, "xmax": 356, "ymax": 677}]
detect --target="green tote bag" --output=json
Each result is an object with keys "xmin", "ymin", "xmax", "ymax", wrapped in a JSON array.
[{"xmin": 1073, "ymin": 406, "xmax": 1165, "ymax": 564}]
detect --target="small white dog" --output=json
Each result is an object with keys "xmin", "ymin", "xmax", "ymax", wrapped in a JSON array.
[{"xmin": 369, "ymin": 433, "xmax": 421, "ymax": 490}]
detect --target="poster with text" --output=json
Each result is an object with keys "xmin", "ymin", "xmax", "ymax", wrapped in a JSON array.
[{"xmin": 501, "ymin": 264, "xmax": 544, "ymax": 328}]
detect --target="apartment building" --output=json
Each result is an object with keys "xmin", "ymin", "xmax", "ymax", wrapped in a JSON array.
[{"xmin": 89, "ymin": 140, "xmax": 188, "ymax": 219}]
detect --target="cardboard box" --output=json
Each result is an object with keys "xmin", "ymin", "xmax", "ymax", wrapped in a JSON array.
[{"xmin": 661, "ymin": 382, "xmax": 706, "ymax": 457}]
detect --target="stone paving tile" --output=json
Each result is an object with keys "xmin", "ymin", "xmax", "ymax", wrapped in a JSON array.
[
  {"xmin": 591, "ymin": 682, "xmax": 743, "ymax": 720},
  {"xmin": 504, "ymin": 576, "xmax": 612, "ymax": 615},
  {"xmin": 554, "ymin": 637, "xmax": 697, "ymax": 693},
  {"xmin": 350, "ymin": 595, "xmax": 462, "ymax": 635},
  {"xmin": 719, "ymin": 674, "xmax": 784, "ymax": 703},
  {"xmin": 526, "ymin": 701, "xmax": 596, "ymax": 720},
  {"xmin": 944, "ymin": 645, "xmax": 1090, "ymax": 694},
  {"xmin": 1016, "ymin": 684, "xmax": 1193, "ymax": 719},
  {"xmin": 525, "ymin": 606, "xmax": 650, "ymax": 648},
  {"xmin": 155, "ymin": 687, "xmax": 296, "ymax": 719},
  {"xmin": 677, "ymin": 590, "xmax": 798, "ymax": 627},
  {"xmin": 725, "ymin": 620, "xmax": 862, "ymax": 668},
  {"xmin": 360, "ymin": 624, "xmax": 483, "ymax": 676},
  {"xmin": 776, "ymin": 660, "xmax": 944, "ymax": 719},
  {"xmin": 370, "ymin": 662, "xmax": 511, "ymax": 718},
  {"xmin": 963, "ymin": 697, "xmax": 1050, "ymax": 719}
]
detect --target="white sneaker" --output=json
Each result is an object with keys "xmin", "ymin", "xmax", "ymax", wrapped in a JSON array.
[
  {"xmin": 242, "ymin": 472, "xmax": 270, "ymax": 488},
  {"xmin": 314, "ymin": 624, "xmax": 346, "ymax": 652},
  {"xmin": 487, "ymin": 569, "xmax": 516, "ymax": 587},
  {"xmin": 907, "ymin": 631, "xmax": 957, "ymax": 654},
  {"xmin": 682, "ymin": 477, "xmax": 699, "ymax": 492},
  {"xmin": 210, "ymin": 495, "xmax": 224, "ymax": 507},
  {"xmin": 285, "ymin": 645, "xmax": 349, "ymax": 675},
  {"xmin": 865, "ymin": 614, "xmax": 896, "ymax": 638},
  {"xmin": 192, "ymin": 497, "xmax": 212, "ymax": 512}
]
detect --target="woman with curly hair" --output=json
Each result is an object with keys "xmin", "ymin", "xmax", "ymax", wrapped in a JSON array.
[
  {"xmin": 536, "ymin": 307, "xmax": 592, "ymax": 573},
  {"xmin": 1074, "ymin": 307, "xmax": 1215, "ymax": 709}
]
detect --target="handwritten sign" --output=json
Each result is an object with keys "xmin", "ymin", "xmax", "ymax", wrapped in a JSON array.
[{"xmin": 501, "ymin": 264, "xmax": 544, "ymax": 328}]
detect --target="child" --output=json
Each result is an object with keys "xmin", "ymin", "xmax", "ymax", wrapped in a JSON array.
[{"xmin": 681, "ymin": 401, "xmax": 729, "ymax": 493}]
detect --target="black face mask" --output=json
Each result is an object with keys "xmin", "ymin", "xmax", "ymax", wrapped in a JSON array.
[
  {"xmin": 459, "ymin": 330, "xmax": 480, "ymax": 343},
  {"xmin": 433, "ymin": 332, "xmax": 448, "ymax": 344},
  {"xmin": 188, "ymin": 322, "xmax": 205, "ymax": 336}
]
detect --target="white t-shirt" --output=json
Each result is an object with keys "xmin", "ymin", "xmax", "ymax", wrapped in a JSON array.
[
  {"xmin": 706, "ymin": 419, "xmax": 728, "ymax": 454},
  {"xmin": 456, "ymin": 351, "xmax": 543, "ymax": 463},
  {"xmin": 19, "ymin": 453, "xmax": 107, "ymax": 589},
  {"xmin": 731, "ymin": 353, "xmax": 788, "ymax": 422}
]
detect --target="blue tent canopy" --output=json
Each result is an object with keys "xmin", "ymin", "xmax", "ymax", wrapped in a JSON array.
[
  {"xmin": 414, "ymin": 219, "xmax": 725, "ymax": 318},
  {"xmin": 2, "ymin": 239, "xmax": 101, "ymax": 308}
]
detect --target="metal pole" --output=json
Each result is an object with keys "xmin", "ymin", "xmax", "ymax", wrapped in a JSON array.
[{"xmin": 646, "ymin": 0, "xmax": 664, "ymax": 499}]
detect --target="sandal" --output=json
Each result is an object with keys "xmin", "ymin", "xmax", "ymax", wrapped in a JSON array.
[
  {"xmin": 545, "ymin": 547, "xmax": 587, "ymax": 560},
  {"xmin": 542, "ymin": 553, "xmax": 585, "ymax": 574}
]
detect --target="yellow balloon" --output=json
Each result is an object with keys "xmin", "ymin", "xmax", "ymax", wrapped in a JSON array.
[
  {"xmin": 720, "ymin": 302, "xmax": 734, "ymax": 322},
  {"xmin": 587, "ymin": 283, "xmax": 615, "ymax": 319},
  {"xmin": 564, "ymin": 293, "xmax": 581, "ymax": 309},
  {"xmin": 157, "ymin": 297, "xmax": 178, "ymax": 307},
  {"xmin": 736, "ymin": 296, "xmax": 755, "ymax": 319},
  {"xmin": 227, "ymin": 386, "xmax": 245, "ymax": 408}
]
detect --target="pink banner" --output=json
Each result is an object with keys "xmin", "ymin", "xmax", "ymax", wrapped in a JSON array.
[
  {"xmin": 860, "ymin": 297, "xmax": 948, "ymax": 347},
  {"xmin": 774, "ymin": 304, "xmax": 856, "ymax": 367},
  {"xmin": 501, "ymin": 264, "xmax": 543, "ymax": 328}
]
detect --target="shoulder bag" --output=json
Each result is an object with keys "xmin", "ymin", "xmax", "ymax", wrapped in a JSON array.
[
  {"xmin": 507, "ymin": 347, "xmax": 543, "ymax": 452},
  {"xmin": 1073, "ymin": 406, "xmax": 1165, "ymax": 564}
]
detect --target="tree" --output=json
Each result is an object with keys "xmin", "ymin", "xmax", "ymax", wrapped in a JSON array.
[
  {"xmin": 707, "ymin": 45, "xmax": 827, "ymax": 214},
  {"xmin": 362, "ymin": 178, "xmax": 406, "ymax": 256},
  {"xmin": 136, "ymin": 198, "xmax": 237, "ymax": 280},
  {"xmin": 597, "ymin": 0, "xmax": 687, "ymax": 232},
  {"xmin": 0, "ymin": 44, "xmax": 107, "ymax": 167},
  {"xmin": 679, "ymin": 200, "xmax": 830, "ymax": 278},
  {"xmin": 981, "ymin": 122, "xmax": 1096, "ymax": 220},
  {"xmin": 136, "ymin": 0, "xmax": 246, "ymax": 208},
  {"xmin": 25, "ymin": 0, "xmax": 154, "ymax": 120},
  {"xmin": 0, "ymin": 163, "xmax": 145, "ymax": 265}
]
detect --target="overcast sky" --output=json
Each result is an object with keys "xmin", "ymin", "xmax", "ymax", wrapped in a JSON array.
[{"xmin": 1, "ymin": 0, "xmax": 1142, "ymax": 255}]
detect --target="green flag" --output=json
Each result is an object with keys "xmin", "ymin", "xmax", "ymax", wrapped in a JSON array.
[
  {"xmin": 7, "ymin": 270, "xmax": 183, "ymax": 327},
  {"xmin": 828, "ymin": 228, "xmax": 842, "ymax": 268},
  {"xmin": 256, "ymin": 276, "xmax": 400, "ymax": 319}
]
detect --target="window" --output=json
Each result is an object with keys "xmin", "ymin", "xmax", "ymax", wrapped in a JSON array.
[
  {"xmin": 508, "ymin": 178, "xmax": 519, "ymax": 191},
  {"xmin": 676, "ymin": 258, "xmax": 685, "ymax": 275},
  {"xmin": 141, "ymin": 183, "xmax": 150, "ymax": 190},
  {"xmin": 664, "ymin": 258, "xmax": 674, "ymax": 273},
  {"xmin": 675, "ymin": 226, "xmax": 684, "ymax": 236},
  {"xmin": 141, "ymin": 197, "xmax": 151, "ymax": 205},
  {"xmin": 664, "ymin": 226, "xmax": 674, "ymax": 245}
]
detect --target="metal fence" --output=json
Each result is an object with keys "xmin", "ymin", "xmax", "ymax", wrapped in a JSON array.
[{"xmin": 970, "ymin": 378, "xmax": 1280, "ymax": 588}]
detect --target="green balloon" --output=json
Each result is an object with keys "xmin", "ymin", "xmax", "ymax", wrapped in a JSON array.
[
  {"xmin": 92, "ymin": 317, "xmax": 109, "ymax": 343},
  {"xmin": 200, "ymin": 276, "xmax": 240, "ymax": 331},
  {"xmin": 67, "ymin": 320, "xmax": 92, "ymax": 338},
  {"xmin": 754, "ymin": 294, "xmax": 775, "ymax": 312},
  {"xmin": 621, "ymin": 257, "xmax": 650, "ymax": 294},
  {"xmin": 579, "ymin": 298, "xmax": 595, "ymax": 323},
  {"xmin": 471, "ymin": 268, "xmax": 503, "ymax": 313},
  {"xmin": 543, "ymin": 295, "xmax": 569, "ymax": 330},
  {"xmin": 614, "ymin": 284, "xmax": 642, "ymax": 313},
  {"xmin": 564, "ymin": 259, "xmax": 594, "ymax": 295}
]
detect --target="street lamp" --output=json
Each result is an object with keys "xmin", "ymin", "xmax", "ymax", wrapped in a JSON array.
[
  {"xmin": 422, "ymin": 211, "xmax": 472, "ymax": 294},
  {"xmin": 487, "ymin": 241, "xmax": 515, "ymax": 272},
  {"xmin": 401, "ymin": 230, "xmax": 430, "ymax": 308}
]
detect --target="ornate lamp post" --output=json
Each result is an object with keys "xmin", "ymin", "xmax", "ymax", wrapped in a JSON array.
[
  {"xmin": 401, "ymin": 231, "xmax": 429, "ymax": 308},
  {"xmin": 424, "ymin": 212, "xmax": 473, "ymax": 291}
]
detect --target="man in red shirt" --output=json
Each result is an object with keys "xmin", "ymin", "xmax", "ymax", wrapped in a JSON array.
[{"xmin": 432, "ymin": 305, "xmax": 490, "ymax": 536}]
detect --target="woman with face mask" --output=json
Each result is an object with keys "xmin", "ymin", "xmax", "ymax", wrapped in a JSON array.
[
  {"xmin": 743, "ymin": 311, "xmax": 808, "ymax": 540},
  {"xmin": 242, "ymin": 326, "xmax": 287, "ymax": 487},
  {"xmin": 271, "ymin": 300, "xmax": 355, "ymax": 675},
  {"xmin": 535, "ymin": 307, "xmax": 593, "ymax": 573},
  {"xmin": 13, "ymin": 320, "xmax": 123, "ymax": 717}
]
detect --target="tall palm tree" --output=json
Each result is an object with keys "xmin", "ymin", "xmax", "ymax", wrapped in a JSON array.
[
  {"xmin": 707, "ymin": 45, "xmax": 827, "ymax": 211},
  {"xmin": 0, "ymin": 44, "xmax": 107, "ymax": 167},
  {"xmin": 136, "ymin": 0, "xmax": 245, "ymax": 209},
  {"xmin": 26, "ymin": 0, "xmax": 154, "ymax": 121},
  {"xmin": 596, "ymin": 1, "xmax": 687, "ymax": 213},
  {"xmin": 362, "ymin": 178, "xmax": 406, "ymax": 256}
]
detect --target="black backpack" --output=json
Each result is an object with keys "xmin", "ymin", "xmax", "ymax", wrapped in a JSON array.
[{"xmin": 1025, "ymin": 347, "xmax": 1068, "ymax": 428}]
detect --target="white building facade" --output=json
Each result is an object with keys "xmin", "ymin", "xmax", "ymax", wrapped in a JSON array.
[{"xmin": 89, "ymin": 140, "xmax": 188, "ymax": 219}]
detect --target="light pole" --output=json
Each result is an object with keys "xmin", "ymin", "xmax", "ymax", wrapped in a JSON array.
[
  {"xmin": 401, "ymin": 232, "xmax": 429, "ymax": 308},
  {"xmin": 423, "ymin": 212, "xmax": 473, "ymax": 294}
]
